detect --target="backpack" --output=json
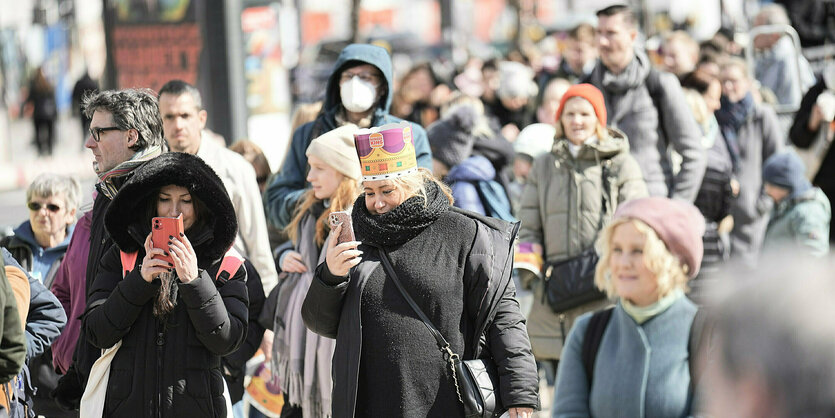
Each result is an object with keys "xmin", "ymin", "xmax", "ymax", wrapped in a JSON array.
[
  {"xmin": 581, "ymin": 306, "xmax": 710, "ymax": 397},
  {"xmin": 119, "ymin": 248, "xmax": 245, "ymax": 284},
  {"xmin": 474, "ymin": 179, "xmax": 517, "ymax": 222}
]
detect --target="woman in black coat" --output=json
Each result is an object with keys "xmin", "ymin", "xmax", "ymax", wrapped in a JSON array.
[
  {"xmin": 83, "ymin": 152, "xmax": 249, "ymax": 417},
  {"xmin": 301, "ymin": 123, "xmax": 539, "ymax": 418}
]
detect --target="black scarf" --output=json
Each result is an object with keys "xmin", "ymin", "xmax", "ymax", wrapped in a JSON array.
[
  {"xmin": 352, "ymin": 180, "xmax": 450, "ymax": 247},
  {"xmin": 715, "ymin": 93, "xmax": 753, "ymax": 174}
]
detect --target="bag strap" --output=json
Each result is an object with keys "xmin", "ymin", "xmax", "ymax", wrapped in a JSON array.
[
  {"xmin": 581, "ymin": 307, "xmax": 614, "ymax": 386},
  {"xmin": 376, "ymin": 247, "xmax": 452, "ymax": 355},
  {"xmin": 376, "ymin": 247, "xmax": 466, "ymax": 405},
  {"xmin": 118, "ymin": 247, "xmax": 245, "ymax": 283}
]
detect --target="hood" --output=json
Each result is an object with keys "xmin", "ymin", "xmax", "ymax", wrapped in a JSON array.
[
  {"xmin": 553, "ymin": 127, "xmax": 630, "ymax": 161},
  {"xmin": 763, "ymin": 151, "xmax": 813, "ymax": 199},
  {"xmin": 105, "ymin": 152, "xmax": 237, "ymax": 265},
  {"xmin": 323, "ymin": 44, "xmax": 394, "ymax": 119},
  {"xmin": 11, "ymin": 221, "xmax": 75, "ymax": 252},
  {"xmin": 446, "ymin": 155, "xmax": 496, "ymax": 182}
]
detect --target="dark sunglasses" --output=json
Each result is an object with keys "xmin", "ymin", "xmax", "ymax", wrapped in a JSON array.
[
  {"xmin": 89, "ymin": 126, "xmax": 122, "ymax": 142},
  {"xmin": 27, "ymin": 202, "xmax": 61, "ymax": 212}
]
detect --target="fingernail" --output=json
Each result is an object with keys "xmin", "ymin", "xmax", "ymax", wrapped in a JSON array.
[
  {"xmin": 168, "ymin": 262, "xmax": 173, "ymax": 266},
  {"xmin": 169, "ymin": 235, "xmax": 173, "ymax": 239},
  {"xmin": 163, "ymin": 251, "xmax": 169, "ymax": 256},
  {"xmin": 179, "ymin": 232, "xmax": 184, "ymax": 237}
]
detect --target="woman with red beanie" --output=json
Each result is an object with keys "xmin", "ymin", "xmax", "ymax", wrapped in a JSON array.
[
  {"xmin": 553, "ymin": 196, "xmax": 707, "ymax": 417},
  {"xmin": 517, "ymin": 83, "xmax": 647, "ymax": 387}
]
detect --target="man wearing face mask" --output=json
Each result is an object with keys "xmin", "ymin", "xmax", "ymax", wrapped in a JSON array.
[{"xmin": 265, "ymin": 43, "xmax": 433, "ymax": 229}]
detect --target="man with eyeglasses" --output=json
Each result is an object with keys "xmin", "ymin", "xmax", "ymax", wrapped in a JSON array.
[
  {"xmin": 265, "ymin": 43, "xmax": 433, "ymax": 230},
  {"xmin": 51, "ymin": 88, "xmax": 165, "ymax": 412}
]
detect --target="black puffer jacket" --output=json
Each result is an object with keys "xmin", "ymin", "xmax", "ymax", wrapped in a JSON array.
[{"xmin": 83, "ymin": 152, "xmax": 249, "ymax": 418}]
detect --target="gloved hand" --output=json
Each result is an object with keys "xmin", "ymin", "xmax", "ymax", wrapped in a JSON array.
[{"xmin": 51, "ymin": 365, "xmax": 82, "ymax": 411}]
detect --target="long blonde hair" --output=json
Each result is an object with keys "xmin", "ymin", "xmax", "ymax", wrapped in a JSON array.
[
  {"xmin": 285, "ymin": 175, "xmax": 360, "ymax": 247},
  {"xmin": 594, "ymin": 218, "xmax": 689, "ymax": 300},
  {"xmin": 388, "ymin": 168, "xmax": 454, "ymax": 207}
]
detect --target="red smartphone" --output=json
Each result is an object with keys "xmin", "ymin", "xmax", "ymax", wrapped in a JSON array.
[
  {"xmin": 152, "ymin": 214, "xmax": 184, "ymax": 264},
  {"xmin": 328, "ymin": 211, "xmax": 355, "ymax": 245}
]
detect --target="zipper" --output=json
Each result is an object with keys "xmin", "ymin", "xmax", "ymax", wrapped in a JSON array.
[{"xmin": 156, "ymin": 320, "xmax": 165, "ymax": 418}]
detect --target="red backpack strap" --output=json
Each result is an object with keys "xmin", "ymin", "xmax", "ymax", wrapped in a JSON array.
[
  {"xmin": 216, "ymin": 247, "xmax": 245, "ymax": 285},
  {"xmin": 119, "ymin": 251, "xmax": 139, "ymax": 278}
]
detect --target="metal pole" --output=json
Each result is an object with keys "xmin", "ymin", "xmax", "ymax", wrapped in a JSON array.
[{"xmin": 224, "ymin": 0, "xmax": 247, "ymax": 143}]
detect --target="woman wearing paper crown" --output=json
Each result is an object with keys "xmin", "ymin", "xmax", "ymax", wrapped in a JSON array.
[
  {"xmin": 302, "ymin": 122, "xmax": 539, "ymax": 417},
  {"xmin": 516, "ymin": 84, "xmax": 647, "ymax": 383},
  {"xmin": 264, "ymin": 124, "xmax": 362, "ymax": 418},
  {"xmin": 82, "ymin": 152, "xmax": 249, "ymax": 417}
]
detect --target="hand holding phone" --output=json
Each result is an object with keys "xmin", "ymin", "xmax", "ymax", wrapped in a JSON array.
[
  {"xmin": 152, "ymin": 214, "xmax": 184, "ymax": 264},
  {"xmin": 329, "ymin": 211, "xmax": 355, "ymax": 245}
]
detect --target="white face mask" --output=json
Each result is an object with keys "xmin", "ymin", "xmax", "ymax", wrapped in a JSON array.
[{"xmin": 340, "ymin": 77, "xmax": 377, "ymax": 113}]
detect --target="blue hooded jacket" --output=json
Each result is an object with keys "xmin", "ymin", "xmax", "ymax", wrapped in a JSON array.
[
  {"xmin": 1, "ymin": 221, "xmax": 74, "ymax": 286},
  {"xmin": 265, "ymin": 44, "xmax": 433, "ymax": 228},
  {"xmin": 446, "ymin": 155, "xmax": 515, "ymax": 221}
]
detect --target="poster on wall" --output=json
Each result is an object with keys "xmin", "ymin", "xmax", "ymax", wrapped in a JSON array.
[{"xmin": 107, "ymin": 0, "xmax": 202, "ymax": 91}]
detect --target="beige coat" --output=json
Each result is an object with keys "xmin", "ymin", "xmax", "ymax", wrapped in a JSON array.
[{"xmin": 518, "ymin": 129, "xmax": 648, "ymax": 359}]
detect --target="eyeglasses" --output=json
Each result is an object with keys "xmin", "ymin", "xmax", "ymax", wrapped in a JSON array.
[
  {"xmin": 339, "ymin": 71, "xmax": 382, "ymax": 87},
  {"xmin": 27, "ymin": 202, "xmax": 61, "ymax": 212},
  {"xmin": 89, "ymin": 126, "xmax": 123, "ymax": 142}
]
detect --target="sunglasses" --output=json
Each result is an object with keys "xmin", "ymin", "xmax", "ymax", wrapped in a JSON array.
[
  {"xmin": 89, "ymin": 126, "xmax": 122, "ymax": 142},
  {"xmin": 27, "ymin": 202, "xmax": 62, "ymax": 212}
]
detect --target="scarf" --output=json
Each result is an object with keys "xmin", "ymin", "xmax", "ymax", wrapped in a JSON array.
[
  {"xmin": 97, "ymin": 144, "xmax": 163, "ymax": 199},
  {"xmin": 715, "ymin": 93, "xmax": 753, "ymax": 174},
  {"xmin": 274, "ymin": 213, "xmax": 334, "ymax": 418},
  {"xmin": 621, "ymin": 289, "xmax": 684, "ymax": 325},
  {"xmin": 352, "ymin": 180, "xmax": 450, "ymax": 248},
  {"xmin": 599, "ymin": 50, "xmax": 650, "ymax": 95}
]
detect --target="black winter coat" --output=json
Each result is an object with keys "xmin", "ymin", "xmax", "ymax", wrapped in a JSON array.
[
  {"xmin": 302, "ymin": 208, "xmax": 539, "ymax": 417},
  {"xmin": 83, "ymin": 152, "xmax": 249, "ymax": 417}
]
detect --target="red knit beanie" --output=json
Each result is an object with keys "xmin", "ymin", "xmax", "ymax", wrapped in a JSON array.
[
  {"xmin": 555, "ymin": 83, "xmax": 607, "ymax": 126},
  {"xmin": 613, "ymin": 197, "xmax": 706, "ymax": 278}
]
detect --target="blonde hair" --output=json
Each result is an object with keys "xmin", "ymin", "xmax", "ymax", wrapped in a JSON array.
[
  {"xmin": 682, "ymin": 88, "xmax": 710, "ymax": 128},
  {"xmin": 374, "ymin": 168, "xmax": 454, "ymax": 207},
  {"xmin": 285, "ymin": 175, "xmax": 360, "ymax": 247},
  {"xmin": 594, "ymin": 218, "xmax": 690, "ymax": 300}
]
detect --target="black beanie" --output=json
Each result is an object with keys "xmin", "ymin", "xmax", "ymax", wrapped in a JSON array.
[
  {"xmin": 763, "ymin": 151, "xmax": 812, "ymax": 197},
  {"xmin": 427, "ymin": 105, "xmax": 478, "ymax": 169}
]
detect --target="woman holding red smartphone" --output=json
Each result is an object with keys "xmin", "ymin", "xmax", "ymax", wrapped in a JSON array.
[
  {"xmin": 303, "ymin": 123, "xmax": 539, "ymax": 417},
  {"xmin": 82, "ymin": 152, "xmax": 248, "ymax": 417},
  {"xmin": 265, "ymin": 124, "xmax": 361, "ymax": 418}
]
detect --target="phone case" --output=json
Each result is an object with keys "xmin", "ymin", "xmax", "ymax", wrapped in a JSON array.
[
  {"xmin": 329, "ymin": 211, "xmax": 355, "ymax": 245},
  {"xmin": 152, "ymin": 214, "xmax": 184, "ymax": 264}
]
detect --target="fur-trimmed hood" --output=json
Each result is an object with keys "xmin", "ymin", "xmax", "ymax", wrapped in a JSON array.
[{"xmin": 105, "ymin": 152, "xmax": 237, "ymax": 266}]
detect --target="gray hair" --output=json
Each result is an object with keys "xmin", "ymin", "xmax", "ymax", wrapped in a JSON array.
[
  {"xmin": 755, "ymin": 4, "xmax": 791, "ymax": 26},
  {"xmin": 82, "ymin": 88, "xmax": 164, "ymax": 152},
  {"xmin": 26, "ymin": 173, "xmax": 82, "ymax": 211},
  {"xmin": 710, "ymin": 256, "xmax": 835, "ymax": 416}
]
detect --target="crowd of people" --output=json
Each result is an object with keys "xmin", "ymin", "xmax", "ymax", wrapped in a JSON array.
[{"xmin": 0, "ymin": 1, "xmax": 834, "ymax": 417}]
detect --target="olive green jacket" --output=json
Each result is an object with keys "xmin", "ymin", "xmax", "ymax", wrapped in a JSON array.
[{"xmin": 518, "ymin": 129, "xmax": 648, "ymax": 359}]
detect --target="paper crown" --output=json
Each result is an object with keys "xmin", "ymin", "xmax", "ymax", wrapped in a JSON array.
[{"xmin": 354, "ymin": 122, "xmax": 418, "ymax": 181}]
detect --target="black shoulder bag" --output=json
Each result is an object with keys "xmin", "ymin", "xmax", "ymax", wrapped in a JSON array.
[
  {"xmin": 377, "ymin": 247, "xmax": 504, "ymax": 418},
  {"xmin": 542, "ymin": 161, "xmax": 612, "ymax": 313}
]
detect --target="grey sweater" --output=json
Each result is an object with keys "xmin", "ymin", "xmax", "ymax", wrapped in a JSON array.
[{"xmin": 586, "ymin": 50, "xmax": 706, "ymax": 202}]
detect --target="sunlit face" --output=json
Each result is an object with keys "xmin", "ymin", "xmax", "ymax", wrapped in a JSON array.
[
  {"xmin": 156, "ymin": 185, "xmax": 197, "ymax": 230},
  {"xmin": 159, "ymin": 92, "xmax": 207, "ymax": 154},
  {"xmin": 704, "ymin": 79, "xmax": 722, "ymax": 114},
  {"xmin": 86, "ymin": 110, "xmax": 136, "ymax": 174},
  {"xmin": 538, "ymin": 81, "xmax": 569, "ymax": 125},
  {"xmin": 662, "ymin": 40, "xmax": 697, "ymax": 76},
  {"xmin": 28, "ymin": 193, "xmax": 75, "ymax": 243},
  {"xmin": 363, "ymin": 179, "xmax": 407, "ymax": 215},
  {"xmin": 565, "ymin": 37, "xmax": 597, "ymax": 74},
  {"xmin": 306, "ymin": 155, "xmax": 344, "ymax": 200},
  {"xmin": 720, "ymin": 65, "xmax": 751, "ymax": 103},
  {"xmin": 596, "ymin": 13, "xmax": 638, "ymax": 74},
  {"xmin": 560, "ymin": 97, "xmax": 599, "ymax": 145},
  {"xmin": 609, "ymin": 222, "xmax": 659, "ymax": 307}
]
